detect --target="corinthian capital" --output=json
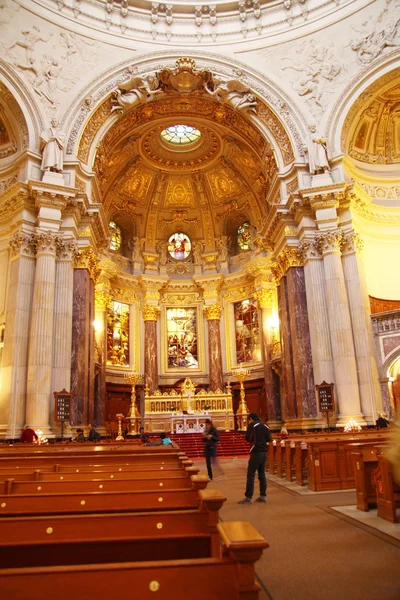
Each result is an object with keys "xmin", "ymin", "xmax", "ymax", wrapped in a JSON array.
[
  {"xmin": 57, "ymin": 238, "xmax": 79, "ymax": 261},
  {"xmin": 340, "ymin": 232, "xmax": 364, "ymax": 256},
  {"xmin": 142, "ymin": 304, "xmax": 160, "ymax": 321},
  {"xmin": 314, "ymin": 231, "xmax": 342, "ymax": 256},
  {"xmin": 35, "ymin": 231, "xmax": 61, "ymax": 255},
  {"xmin": 204, "ymin": 303, "xmax": 222, "ymax": 320},
  {"xmin": 74, "ymin": 247, "xmax": 100, "ymax": 281},
  {"xmin": 254, "ymin": 289, "xmax": 274, "ymax": 309},
  {"xmin": 297, "ymin": 239, "xmax": 321, "ymax": 263},
  {"xmin": 9, "ymin": 231, "xmax": 36, "ymax": 258}
]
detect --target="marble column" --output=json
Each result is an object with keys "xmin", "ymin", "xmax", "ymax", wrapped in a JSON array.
[
  {"xmin": 0, "ymin": 232, "xmax": 36, "ymax": 438},
  {"xmin": 256, "ymin": 290, "xmax": 282, "ymax": 425},
  {"xmin": 204, "ymin": 304, "xmax": 223, "ymax": 392},
  {"xmin": 94, "ymin": 290, "xmax": 112, "ymax": 428},
  {"xmin": 51, "ymin": 240, "xmax": 77, "ymax": 404},
  {"xmin": 26, "ymin": 231, "xmax": 59, "ymax": 434},
  {"xmin": 286, "ymin": 266, "xmax": 317, "ymax": 422},
  {"xmin": 298, "ymin": 239, "xmax": 335, "ymax": 388},
  {"xmin": 143, "ymin": 305, "xmax": 160, "ymax": 394},
  {"xmin": 315, "ymin": 231, "xmax": 364, "ymax": 423},
  {"xmin": 341, "ymin": 233, "xmax": 383, "ymax": 423},
  {"xmin": 277, "ymin": 277, "xmax": 297, "ymax": 421},
  {"xmin": 71, "ymin": 267, "xmax": 95, "ymax": 425}
]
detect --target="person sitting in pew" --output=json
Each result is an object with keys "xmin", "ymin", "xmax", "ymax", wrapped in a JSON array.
[
  {"xmin": 20, "ymin": 425, "xmax": 38, "ymax": 444},
  {"xmin": 88, "ymin": 424, "xmax": 101, "ymax": 442},
  {"xmin": 72, "ymin": 428, "xmax": 86, "ymax": 442},
  {"xmin": 376, "ymin": 413, "xmax": 389, "ymax": 429},
  {"xmin": 146, "ymin": 432, "xmax": 173, "ymax": 446}
]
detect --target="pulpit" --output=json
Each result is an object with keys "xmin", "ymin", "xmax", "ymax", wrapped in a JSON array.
[{"xmin": 144, "ymin": 377, "xmax": 235, "ymax": 432}]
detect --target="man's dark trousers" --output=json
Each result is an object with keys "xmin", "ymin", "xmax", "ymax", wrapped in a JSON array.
[{"xmin": 245, "ymin": 451, "xmax": 267, "ymax": 498}]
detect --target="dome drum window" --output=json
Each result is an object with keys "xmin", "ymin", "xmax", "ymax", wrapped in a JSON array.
[{"xmin": 161, "ymin": 125, "xmax": 201, "ymax": 146}]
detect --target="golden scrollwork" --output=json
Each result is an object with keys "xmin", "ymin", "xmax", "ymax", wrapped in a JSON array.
[
  {"xmin": 142, "ymin": 304, "xmax": 160, "ymax": 321},
  {"xmin": 254, "ymin": 289, "xmax": 274, "ymax": 309},
  {"xmin": 271, "ymin": 247, "xmax": 303, "ymax": 283},
  {"xmin": 204, "ymin": 303, "xmax": 222, "ymax": 320},
  {"xmin": 74, "ymin": 247, "xmax": 100, "ymax": 281},
  {"xmin": 95, "ymin": 290, "xmax": 113, "ymax": 311},
  {"xmin": 314, "ymin": 231, "xmax": 343, "ymax": 256}
]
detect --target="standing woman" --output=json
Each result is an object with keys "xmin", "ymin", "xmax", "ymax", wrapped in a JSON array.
[{"xmin": 202, "ymin": 418, "xmax": 220, "ymax": 481}]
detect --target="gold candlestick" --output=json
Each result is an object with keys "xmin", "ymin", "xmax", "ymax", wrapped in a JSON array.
[
  {"xmin": 115, "ymin": 413, "xmax": 124, "ymax": 441},
  {"xmin": 233, "ymin": 367, "xmax": 250, "ymax": 431},
  {"xmin": 124, "ymin": 372, "xmax": 143, "ymax": 435}
]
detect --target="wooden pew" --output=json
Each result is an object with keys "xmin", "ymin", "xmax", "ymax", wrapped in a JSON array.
[
  {"xmin": 267, "ymin": 442, "xmax": 276, "ymax": 474},
  {"xmin": 376, "ymin": 453, "xmax": 400, "ymax": 523},
  {"xmin": 351, "ymin": 443, "xmax": 382, "ymax": 511},
  {"xmin": 0, "ymin": 521, "xmax": 268, "ymax": 600}
]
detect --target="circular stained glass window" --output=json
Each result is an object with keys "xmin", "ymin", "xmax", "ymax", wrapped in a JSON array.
[
  {"xmin": 161, "ymin": 125, "xmax": 201, "ymax": 145},
  {"xmin": 168, "ymin": 233, "xmax": 191, "ymax": 261}
]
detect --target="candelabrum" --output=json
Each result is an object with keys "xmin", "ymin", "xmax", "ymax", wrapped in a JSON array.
[
  {"xmin": 124, "ymin": 372, "xmax": 143, "ymax": 435},
  {"xmin": 233, "ymin": 367, "xmax": 250, "ymax": 431},
  {"xmin": 115, "ymin": 413, "xmax": 125, "ymax": 441}
]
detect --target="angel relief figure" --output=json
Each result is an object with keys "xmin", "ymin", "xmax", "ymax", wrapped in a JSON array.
[
  {"xmin": 111, "ymin": 74, "xmax": 162, "ymax": 112},
  {"xmin": 204, "ymin": 78, "xmax": 258, "ymax": 113}
]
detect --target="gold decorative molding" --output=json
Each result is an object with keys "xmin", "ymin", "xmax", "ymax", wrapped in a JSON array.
[
  {"xmin": 271, "ymin": 247, "xmax": 303, "ymax": 283},
  {"xmin": 297, "ymin": 239, "xmax": 321, "ymax": 263},
  {"xmin": 74, "ymin": 247, "xmax": 100, "ymax": 281},
  {"xmin": 340, "ymin": 232, "xmax": 364, "ymax": 256},
  {"xmin": 142, "ymin": 304, "xmax": 160, "ymax": 321},
  {"xmin": 204, "ymin": 303, "xmax": 222, "ymax": 320},
  {"xmin": 112, "ymin": 288, "xmax": 140, "ymax": 305},
  {"xmin": 161, "ymin": 293, "xmax": 201, "ymax": 305},
  {"xmin": 95, "ymin": 290, "xmax": 113, "ymax": 310},
  {"xmin": 254, "ymin": 289, "xmax": 274, "ymax": 309},
  {"xmin": 314, "ymin": 231, "xmax": 343, "ymax": 257}
]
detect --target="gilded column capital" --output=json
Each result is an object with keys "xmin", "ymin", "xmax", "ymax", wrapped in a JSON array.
[
  {"xmin": 297, "ymin": 239, "xmax": 321, "ymax": 263},
  {"xmin": 254, "ymin": 289, "xmax": 274, "ymax": 309},
  {"xmin": 95, "ymin": 290, "xmax": 113, "ymax": 311},
  {"xmin": 8, "ymin": 230, "xmax": 36, "ymax": 258},
  {"xmin": 204, "ymin": 303, "xmax": 222, "ymax": 320},
  {"xmin": 57, "ymin": 238, "xmax": 79, "ymax": 261},
  {"xmin": 74, "ymin": 247, "xmax": 100, "ymax": 281},
  {"xmin": 315, "ymin": 231, "xmax": 343, "ymax": 256},
  {"xmin": 35, "ymin": 231, "xmax": 61, "ymax": 256},
  {"xmin": 142, "ymin": 304, "xmax": 160, "ymax": 321},
  {"xmin": 271, "ymin": 247, "xmax": 303, "ymax": 283},
  {"xmin": 340, "ymin": 232, "xmax": 364, "ymax": 256}
]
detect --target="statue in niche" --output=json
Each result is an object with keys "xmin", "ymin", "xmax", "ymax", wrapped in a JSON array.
[
  {"xmin": 111, "ymin": 75, "xmax": 162, "ymax": 112},
  {"xmin": 304, "ymin": 125, "xmax": 330, "ymax": 175},
  {"xmin": 40, "ymin": 118, "xmax": 65, "ymax": 173},
  {"xmin": 216, "ymin": 235, "xmax": 231, "ymax": 263},
  {"xmin": 203, "ymin": 78, "xmax": 257, "ymax": 113},
  {"xmin": 130, "ymin": 236, "xmax": 145, "ymax": 262},
  {"xmin": 192, "ymin": 241, "xmax": 204, "ymax": 266},
  {"xmin": 157, "ymin": 241, "xmax": 169, "ymax": 266}
]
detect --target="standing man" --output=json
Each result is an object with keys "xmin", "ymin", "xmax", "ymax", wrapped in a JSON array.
[{"xmin": 238, "ymin": 413, "xmax": 271, "ymax": 504}]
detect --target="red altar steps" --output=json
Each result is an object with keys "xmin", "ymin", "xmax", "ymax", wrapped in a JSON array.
[{"xmin": 171, "ymin": 431, "xmax": 250, "ymax": 459}]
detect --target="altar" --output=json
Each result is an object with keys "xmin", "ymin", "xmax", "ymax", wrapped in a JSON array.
[{"xmin": 143, "ymin": 378, "xmax": 235, "ymax": 433}]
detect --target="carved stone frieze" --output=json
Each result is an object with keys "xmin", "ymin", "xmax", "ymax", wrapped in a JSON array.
[
  {"xmin": 112, "ymin": 288, "xmax": 140, "ymax": 304},
  {"xmin": 161, "ymin": 293, "xmax": 201, "ymax": 305}
]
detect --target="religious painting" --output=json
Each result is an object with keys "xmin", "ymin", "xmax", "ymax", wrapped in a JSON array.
[
  {"xmin": 166, "ymin": 307, "xmax": 198, "ymax": 369},
  {"xmin": 107, "ymin": 301, "xmax": 130, "ymax": 366},
  {"xmin": 234, "ymin": 298, "xmax": 261, "ymax": 364},
  {"xmin": 168, "ymin": 232, "xmax": 191, "ymax": 261},
  {"xmin": 237, "ymin": 222, "xmax": 252, "ymax": 251}
]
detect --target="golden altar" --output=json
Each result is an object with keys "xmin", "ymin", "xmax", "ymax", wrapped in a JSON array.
[{"xmin": 144, "ymin": 378, "xmax": 235, "ymax": 433}]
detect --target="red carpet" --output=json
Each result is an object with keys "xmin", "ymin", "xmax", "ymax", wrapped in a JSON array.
[{"xmin": 171, "ymin": 431, "xmax": 250, "ymax": 458}]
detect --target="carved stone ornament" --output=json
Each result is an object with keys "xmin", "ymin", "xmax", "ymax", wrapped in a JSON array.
[
  {"xmin": 74, "ymin": 247, "xmax": 100, "ymax": 281},
  {"xmin": 35, "ymin": 231, "xmax": 61, "ymax": 255},
  {"xmin": 254, "ymin": 289, "xmax": 274, "ymax": 309},
  {"xmin": 340, "ymin": 232, "xmax": 364, "ymax": 256},
  {"xmin": 271, "ymin": 247, "xmax": 303, "ymax": 283},
  {"xmin": 142, "ymin": 304, "xmax": 160, "ymax": 321},
  {"xmin": 297, "ymin": 239, "xmax": 321, "ymax": 263},
  {"xmin": 204, "ymin": 303, "xmax": 223, "ymax": 320},
  {"xmin": 57, "ymin": 239, "xmax": 79, "ymax": 261},
  {"xmin": 158, "ymin": 57, "xmax": 213, "ymax": 94},
  {"xmin": 95, "ymin": 290, "xmax": 113, "ymax": 311},
  {"xmin": 314, "ymin": 231, "xmax": 343, "ymax": 256},
  {"xmin": 8, "ymin": 231, "xmax": 37, "ymax": 258}
]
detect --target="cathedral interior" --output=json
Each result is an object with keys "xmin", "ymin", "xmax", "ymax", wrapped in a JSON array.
[{"xmin": 0, "ymin": 1, "xmax": 400, "ymax": 599}]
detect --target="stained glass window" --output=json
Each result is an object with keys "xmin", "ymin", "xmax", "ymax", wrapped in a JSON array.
[
  {"xmin": 234, "ymin": 298, "xmax": 261, "ymax": 364},
  {"xmin": 166, "ymin": 307, "xmax": 198, "ymax": 369},
  {"xmin": 168, "ymin": 232, "xmax": 191, "ymax": 261},
  {"xmin": 161, "ymin": 125, "xmax": 201, "ymax": 145},
  {"xmin": 237, "ymin": 221, "xmax": 252, "ymax": 251},
  {"xmin": 109, "ymin": 221, "xmax": 122, "ymax": 252},
  {"xmin": 107, "ymin": 301, "xmax": 129, "ymax": 367}
]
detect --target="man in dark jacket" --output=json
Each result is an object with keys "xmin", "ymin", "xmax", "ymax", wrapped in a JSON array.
[
  {"xmin": 238, "ymin": 413, "xmax": 271, "ymax": 504},
  {"xmin": 202, "ymin": 419, "xmax": 220, "ymax": 481}
]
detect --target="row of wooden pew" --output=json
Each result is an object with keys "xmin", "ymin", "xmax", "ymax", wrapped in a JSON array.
[{"xmin": 0, "ymin": 442, "xmax": 268, "ymax": 598}]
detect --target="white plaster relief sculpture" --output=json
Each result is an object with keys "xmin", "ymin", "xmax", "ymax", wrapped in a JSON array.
[
  {"xmin": 304, "ymin": 125, "xmax": 330, "ymax": 175},
  {"xmin": 8, "ymin": 25, "xmax": 52, "ymax": 62},
  {"xmin": 111, "ymin": 75, "xmax": 162, "ymax": 112},
  {"xmin": 351, "ymin": 17, "xmax": 399, "ymax": 65},
  {"xmin": 203, "ymin": 78, "xmax": 258, "ymax": 113},
  {"xmin": 40, "ymin": 118, "xmax": 65, "ymax": 173},
  {"xmin": 157, "ymin": 241, "xmax": 169, "ymax": 266}
]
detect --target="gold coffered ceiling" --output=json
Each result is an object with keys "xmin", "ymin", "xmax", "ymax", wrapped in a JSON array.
[{"xmin": 94, "ymin": 95, "xmax": 274, "ymax": 251}]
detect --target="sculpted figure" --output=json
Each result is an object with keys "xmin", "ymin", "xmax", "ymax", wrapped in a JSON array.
[
  {"xmin": 192, "ymin": 241, "xmax": 204, "ymax": 266},
  {"xmin": 111, "ymin": 74, "xmax": 161, "ymax": 112},
  {"xmin": 216, "ymin": 235, "xmax": 230, "ymax": 263},
  {"xmin": 131, "ymin": 236, "xmax": 145, "ymax": 262},
  {"xmin": 8, "ymin": 25, "xmax": 52, "ymax": 62},
  {"xmin": 351, "ymin": 19, "xmax": 399, "ymax": 65},
  {"xmin": 157, "ymin": 241, "xmax": 169, "ymax": 266},
  {"xmin": 204, "ymin": 78, "xmax": 257, "ymax": 113},
  {"xmin": 40, "ymin": 118, "xmax": 65, "ymax": 173},
  {"xmin": 304, "ymin": 124, "xmax": 330, "ymax": 175}
]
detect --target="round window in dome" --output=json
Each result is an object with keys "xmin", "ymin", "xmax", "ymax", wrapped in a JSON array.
[
  {"xmin": 168, "ymin": 233, "xmax": 191, "ymax": 261},
  {"xmin": 161, "ymin": 125, "xmax": 201, "ymax": 145}
]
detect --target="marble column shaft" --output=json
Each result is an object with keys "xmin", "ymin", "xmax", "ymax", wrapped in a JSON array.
[
  {"xmin": 1, "ymin": 234, "xmax": 36, "ymax": 437},
  {"xmin": 207, "ymin": 318, "xmax": 223, "ymax": 392},
  {"xmin": 286, "ymin": 267, "xmax": 317, "ymax": 419},
  {"xmin": 341, "ymin": 236, "xmax": 383, "ymax": 421},
  {"xmin": 93, "ymin": 291, "xmax": 111, "ymax": 428},
  {"xmin": 317, "ymin": 233, "xmax": 363, "ymax": 421},
  {"xmin": 260, "ymin": 306, "xmax": 281, "ymax": 423},
  {"xmin": 277, "ymin": 277, "xmax": 297, "ymax": 420},
  {"xmin": 144, "ymin": 318, "xmax": 158, "ymax": 394},
  {"xmin": 71, "ymin": 269, "xmax": 95, "ymax": 425},
  {"xmin": 26, "ymin": 233, "xmax": 58, "ymax": 430}
]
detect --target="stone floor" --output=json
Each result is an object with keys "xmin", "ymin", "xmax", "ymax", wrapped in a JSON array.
[{"xmin": 202, "ymin": 457, "xmax": 400, "ymax": 600}]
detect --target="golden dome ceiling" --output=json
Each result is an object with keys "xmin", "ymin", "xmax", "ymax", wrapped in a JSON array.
[
  {"xmin": 93, "ymin": 94, "xmax": 274, "ymax": 251},
  {"xmin": 344, "ymin": 72, "xmax": 400, "ymax": 165}
]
